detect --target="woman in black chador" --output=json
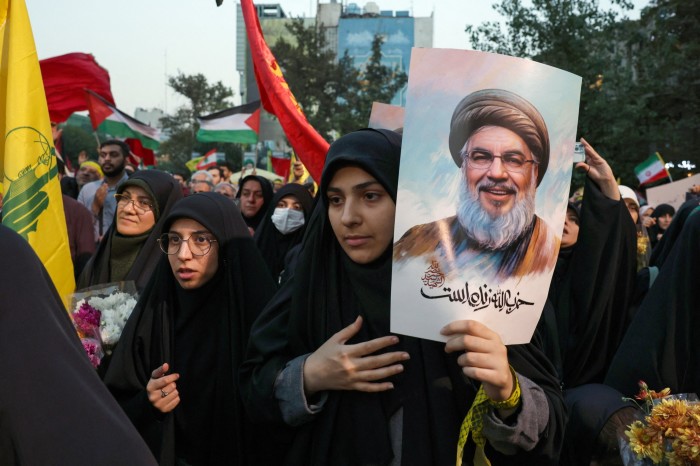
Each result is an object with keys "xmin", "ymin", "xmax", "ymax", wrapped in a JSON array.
[
  {"xmin": 241, "ymin": 129, "xmax": 566, "ymax": 465},
  {"xmin": 104, "ymin": 193, "xmax": 277, "ymax": 465},
  {"xmin": 0, "ymin": 225, "xmax": 156, "ymax": 465},
  {"xmin": 254, "ymin": 182, "xmax": 313, "ymax": 282},
  {"xmin": 78, "ymin": 169, "xmax": 182, "ymax": 291}
]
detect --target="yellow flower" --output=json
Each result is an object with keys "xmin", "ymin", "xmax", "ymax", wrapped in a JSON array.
[
  {"xmin": 648, "ymin": 399, "xmax": 691, "ymax": 434},
  {"xmin": 627, "ymin": 420, "xmax": 665, "ymax": 463}
]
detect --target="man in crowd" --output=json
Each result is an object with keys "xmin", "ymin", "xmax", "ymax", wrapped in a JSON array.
[
  {"xmin": 394, "ymin": 89, "xmax": 558, "ymax": 281},
  {"xmin": 217, "ymin": 161, "xmax": 234, "ymax": 183},
  {"xmin": 78, "ymin": 139, "xmax": 130, "ymax": 243},
  {"xmin": 208, "ymin": 166, "xmax": 222, "ymax": 185},
  {"xmin": 190, "ymin": 170, "xmax": 214, "ymax": 194},
  {"xmin": 76, "ymin": 160, "xmax": 103, "ymax": 189}
]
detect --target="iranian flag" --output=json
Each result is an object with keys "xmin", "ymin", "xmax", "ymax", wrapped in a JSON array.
[
  {"xmin": 634, "ymin": 152, "xmax": 671, "ymax": 185},
  {"xmin": 196, "ymin": 101, "xmax": 260, "ymax": 144},
  {"xmin": 85, "ymin": 89, "xmax": 160, "ymax": 149}
]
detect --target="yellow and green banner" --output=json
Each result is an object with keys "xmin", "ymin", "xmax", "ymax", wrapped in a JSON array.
[{"xmin": 1, "ymin": 0, "xmax": 76, "ymax": 303}]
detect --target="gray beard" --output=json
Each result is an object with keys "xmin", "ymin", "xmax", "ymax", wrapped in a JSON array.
[{"xmin": 456, "ymin": 174, "xmax": 537, "ymax": 250}]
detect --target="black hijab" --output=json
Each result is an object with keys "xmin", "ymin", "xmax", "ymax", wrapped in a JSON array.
[
  {"xmin": 104, "ymin": 193, "xmax": 277, "ymax": 465},
  {"xmin": 78, "ymin": 170, "xmax": 182, "ymax": 291},
  {"xmin": 241, "ymin": 129, "xmax": 565, "ymax": 465},
  {"xmin": 648, "ymin": 203, "xmax": 675, "ymax": 249},
  {"xmin": 235, "ymin": 175, "xmax": 273, "ymax": 231},
  {"xmin": 605, "ymin": 207, "xmax": 700, "ymax": 396},
  {"xmin": 0, "ymin": 226, "xmax": 156, "ymax": 465},
  {"xmin": 254, "ymin": 183, "xmax": 314, "ymax": 281}
]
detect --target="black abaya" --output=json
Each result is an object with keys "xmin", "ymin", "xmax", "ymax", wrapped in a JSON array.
[
  {"xmin": 235, "ymin": 175, "xmax": 273, "ymax": 231},
  {"xmin": 241, "ymin": 129, "xmax": 565, "ymax": 465},
  {"xmin": 605, "ymin": 207, "xmax": 700, "ymax": 396},
  {"xmin": 104, "ymin": 193, "xmax": 278, "ymax": 465},
  {"xmin": 0, "ymin": 225, "xmax": 156, "ymax": 466},
  {"xmin": 254, "ymin": 183, "xmax": 313, "ymax": 280}
]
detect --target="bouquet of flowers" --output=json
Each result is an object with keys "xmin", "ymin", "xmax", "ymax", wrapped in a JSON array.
[
  {"xmin": 620, "ymin": 380, "xmax": 700, "ymax": 466},
  {"xmin": 70, "ymin": 282, "xmax": 139, "ymax": 368}
]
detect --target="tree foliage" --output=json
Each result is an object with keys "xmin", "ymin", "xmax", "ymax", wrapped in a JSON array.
[
  {"xmin": 159, "ymin": 72, "xmax": 242, "ymax": 173},
  {"xmin": 272, "ymin": 19, "xmax": 407, "ymax": 140},
  {"xmin": 466, "ymin": 0, "xmax": 700, "ymax": 189}
]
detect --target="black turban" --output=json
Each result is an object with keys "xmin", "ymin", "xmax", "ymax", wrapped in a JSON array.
[{"xmin": 449, "ymin": 89, "xmax": 550, "ymax": 186}]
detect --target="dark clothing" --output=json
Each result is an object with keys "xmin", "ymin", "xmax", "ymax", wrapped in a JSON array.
[
  {"xmin": 241, "ymin": 129, "xmax": 565, "ymax": 465},
  {"xmin": 539, "ymin": 178, "xmax": 637, "ymax": 388},
  {"xmin": 605, "ymin": 207, "xmax": 700, "ymax": 396},
  {"xmin": 78, "ymin": 170, "xmax": 182, "ymax": 292},
  {"xmin": 0, "ymin": 225, "xmax": 157, "ymax": 466},
  {"xmin": 254, "ymin": 183, "xmax": 313, "ymax": 281},
  {"xmin": 104, "ymin": 193, "xmax": 278, "ymax": 466},
  {"xmin": 236, "ymin": 175, "xmax": 273, "ymax": 232},
  {"xmin": 63, "ymin": 194, "xmax": 97, "ymax": 280},
  {"xmin": 647, "ymin": 203, "xmax": 675, "ymax": 250}
]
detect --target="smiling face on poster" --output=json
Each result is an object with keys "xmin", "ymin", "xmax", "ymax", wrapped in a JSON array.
[{"xmin": 391, "ymin": 48, "xmax": 582, "ymax": 344}]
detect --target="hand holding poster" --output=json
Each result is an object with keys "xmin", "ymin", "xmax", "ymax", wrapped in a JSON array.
[{"xmin": 391, "ymin": 49, "xmax": 582, "ymax": 344}]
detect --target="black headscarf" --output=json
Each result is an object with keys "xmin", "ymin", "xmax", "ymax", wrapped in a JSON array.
[
  {"xmin": 254, "ymin": 183, "xmax": 314, "ymax": 280},
  {"xmin": 104, "ymin": 193, "xmax": 277, "ymax": 465},
  {"xmin": 235, "ymin": 175, "xmax": 273, "ymax": 231},
  {"xmin": 648, "ymin": 203, "xmax": 676, "ymax": 249},
  {"xmin": 0, "ymin": 225, "xmax": 157, "ymax": 465},
  {"xmin": 241, "ymin": 129, "xmax": 565, "ymax": 465},
  {"xmin": 78, "ymin": 170, "xmax": 182, "ymax": 291},
  {"xmin": 605, "ymin": 207, "xmax": 700, "ymax": 396}
]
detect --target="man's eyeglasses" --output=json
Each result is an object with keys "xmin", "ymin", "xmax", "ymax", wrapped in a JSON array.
[
  {"xmin": 114, "ymin": 193, "xmax": 154, "ymax": 213},
  {"xmin": 464, "ymin": 149, "xmax": 538, "ymax": 173},
  {"xmin": 158, "ymin": 233, "xmax": 217, "ymax": 256}
]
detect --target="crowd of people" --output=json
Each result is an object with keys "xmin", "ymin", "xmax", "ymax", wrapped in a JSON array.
[{"xmin": 2, "ymin": 123, "xmax": 698, "ymax": 465}]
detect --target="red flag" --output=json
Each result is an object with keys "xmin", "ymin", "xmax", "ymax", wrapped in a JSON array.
[
  {"xmin": 240, "ymin": 0, "xmax": 328, "ymax": 182},
  {"xmin": 39, "ymin": 53, "xmax": 114, "ymax": 123},
  {"xmin": 125, "ymin": 138, "xmax": 156, "ymax": 167},
  {"xmin": 270, "ymin": 153, "xmax": 291, "ymax": 179}
]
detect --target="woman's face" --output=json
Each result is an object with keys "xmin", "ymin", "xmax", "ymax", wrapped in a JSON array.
[
  {"xmin": 624, "ymin": 199, "xmax": 639, "ymax": 224},
  {"xmin": 561, "ymin": 207, "xmax": 580, "ymax": 248},
  {"xmin": 327, "ymin": 166, "xmax": 395, "ymax": 264},
  {"xmin": 657, "ymin": 213, "xmax": 673, "ymax": 230},
  {"xmin": 167, "ymin": 218, "xmax": 219, "ymax": 290},
  {"xmin": 277, "ymin": 194, "xmax": 302, "ymax": 211},
  {"xmin": 116, "ymin": 186, "xmax": 156, "ymax": 236}
]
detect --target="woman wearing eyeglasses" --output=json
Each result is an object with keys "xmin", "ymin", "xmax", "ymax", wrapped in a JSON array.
[
  {"xmin": 104, "ymin": 192, "xmax": 280, "ymax": 466},
  {"xmin": 78, "ymin": 170, "xmax": 182, "ymax": 292}
]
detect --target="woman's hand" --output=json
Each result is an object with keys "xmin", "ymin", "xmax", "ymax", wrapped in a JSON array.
[
  {"xmin": 576, "ymin": 138, "xmax": 620, "ymax": 201},
  {"xmin": 146, "ymin": 363, "xmax": 180, "ymax": 413},
  {"xmin": 442, "ymin": 320, "xmax": 514, "ymax": 402},
  {"xmin": 303, "ymin": 316, "xmax": 409, "ymax": 397}
]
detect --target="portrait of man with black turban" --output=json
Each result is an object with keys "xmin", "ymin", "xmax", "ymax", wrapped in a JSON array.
[{"xmin": 394, "ymin": 89, "xmax": 560, "ymax": 281}]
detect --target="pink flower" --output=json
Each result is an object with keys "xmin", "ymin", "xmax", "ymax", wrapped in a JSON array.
[
  {"xmin": 73, "ymin": 302, "xmax": 101, "ymax": 335},
  {"xmin": 81, "ymin": 338, "xmax": 102, "ymax": 368}
]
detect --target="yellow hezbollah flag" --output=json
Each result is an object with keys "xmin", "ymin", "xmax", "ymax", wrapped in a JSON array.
[{"xmin": 1, "ymin": 0, "xmax": 76, "ymax": 303}]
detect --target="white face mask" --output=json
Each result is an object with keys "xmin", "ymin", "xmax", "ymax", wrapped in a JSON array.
[{"xmin": 271, "ymin": 207, "xmax": 305, "ymax": 234}]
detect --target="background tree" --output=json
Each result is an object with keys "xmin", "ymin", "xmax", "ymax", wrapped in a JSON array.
[
  {"xmin": 59, "ymin": 124, "xmax": 99, "ymax": 168},
  {"xmin": 271, "ymin": 19, "xmax": 358, "ymax": 140},
  {"xmin": 466, "ymin": 0, "xmax": 699, "ymax": 190},
  {"xmin": 272, "ymin": 20, "xmax": 407, "ymax": 139},
  {"xmin": 340, "ymin": 35, "xmax": 408, "ymax": 135},
  {"xmin": 159, "ymin": 72, "xmax": 243, "ymax": 174}
]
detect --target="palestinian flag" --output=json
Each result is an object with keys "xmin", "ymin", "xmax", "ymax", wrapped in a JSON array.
[
  {"xmin": 635, "ymin": 152, "xmax": 671, "ymax": 185},
  {"xmin": 196, "ymin": 101, "xmax": 260, "ymax": 144},
  {"xmin": 85, "ymin": 89, "xmax": 160, "ymax": 149}
]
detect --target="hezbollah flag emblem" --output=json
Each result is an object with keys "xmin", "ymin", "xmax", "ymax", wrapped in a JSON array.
[{"xmin": 1, "ymin": 0, "xmax": 76, "ymax": 303}]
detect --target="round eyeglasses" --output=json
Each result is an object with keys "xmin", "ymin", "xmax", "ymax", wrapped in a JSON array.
[
  {"xmin": 158, "ymin": 233, "xmax": 217, "ymax": 256},
  {"xmin": 114, "ymin": 193, "xmax": 154, "ymax": 213},
  {"xmin": 464, "ymin": 149, "xmax": 538, "ymax": 173}
]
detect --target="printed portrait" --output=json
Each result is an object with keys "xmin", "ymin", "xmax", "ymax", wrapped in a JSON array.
[{"xmin": 391, "ymin": 49, "xmax": 582, "ymax": 344}]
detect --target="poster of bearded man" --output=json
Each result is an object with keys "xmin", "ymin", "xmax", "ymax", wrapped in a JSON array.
[{"xmin": 391, "ymin": 49, "xmax": 581, "ymax": 344}]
